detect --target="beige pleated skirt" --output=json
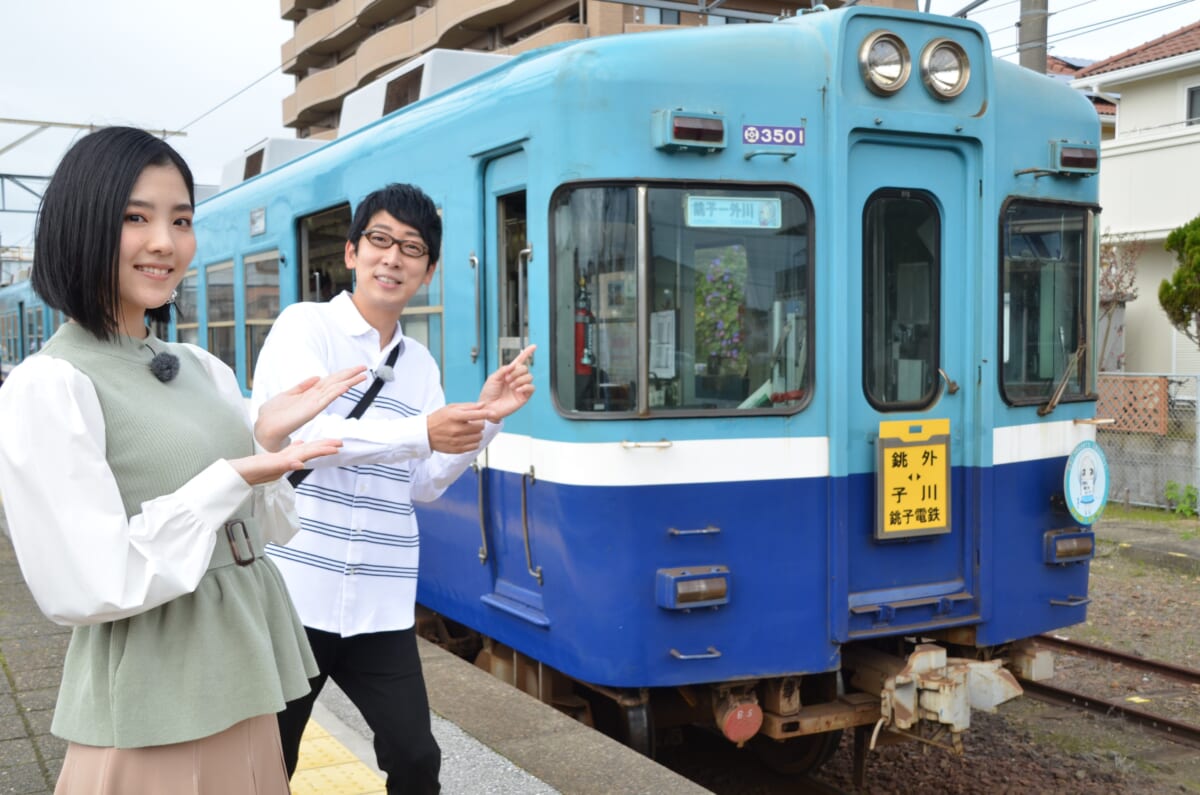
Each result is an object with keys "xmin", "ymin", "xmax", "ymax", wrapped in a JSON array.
[{"xmin": 54, "ymin": 714, "xmax": 289, "ymax": 795}]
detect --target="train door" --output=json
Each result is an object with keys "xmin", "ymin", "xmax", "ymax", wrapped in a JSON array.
[
  {"xmin": 298, "ymin": 204, "xmax": 354, "ymax": 303},
  {"xmin": 838, "ymin": 137, "xmax": 982, "ymax": 642},
  {"xmin": 477, "ymin": 151, "xmax": 547, "ymax": 625}
]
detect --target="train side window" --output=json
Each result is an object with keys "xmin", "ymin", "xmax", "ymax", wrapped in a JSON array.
[
  {"xmin": 551, "ymin": 184, "xmax": 812, "ymax": 416},
  {"xmin": 1, "ymin": 312, "xmax": 17, "ymax": 361},
  {"xmin": 244, "ymin": 251, "xmax": 281, "ymax": 389},
  {"xmin": 175, "ymin": 269, "xmax": 200, "ymax": 346},
  {"xmin": 24, "ymin": 308, "xmax": 43, "ymax": 354},
  {"xmin": 299, "ymin": 204, "xmax": 353, "ymax": 303},
  {"xmin": 862, "ymin": 190, "xmax": 941, "ymax": 409},
  {"xmin": 206, "ymin": 261, "xmax": 236, "ymax": 371},
  {"xmin": 1000, "ymin": 201, "xmax": 1094, "ymax": 405}
]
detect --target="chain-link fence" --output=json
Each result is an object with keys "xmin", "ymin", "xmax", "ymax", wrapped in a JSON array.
[{"xmin": 1096, "ymin": 373, "xmax": 1200, "ymax": 509}]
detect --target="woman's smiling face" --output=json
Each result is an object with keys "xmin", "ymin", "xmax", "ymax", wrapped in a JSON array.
[{"xmin": 116, "ymin": 164, "xmax": 195, "ymax": 337}]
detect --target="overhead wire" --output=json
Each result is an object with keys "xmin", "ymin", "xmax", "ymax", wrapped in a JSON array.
[
  {"xmin": 175, "ymin": 64, "xmax": 285, "ymax": 134},
  {"xmin": 988, "ymin": 0, "xmax": 1197, "ymax": 57}
]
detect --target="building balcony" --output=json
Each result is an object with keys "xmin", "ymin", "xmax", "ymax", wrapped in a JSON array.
[
  {"xmin": 292, "ymin": 0, "xmax": 367, "ymax": 56},
  {"xmin": 281, "ymin": 0, "xmax": 326, "ymax": 22},
  {"xmin": 1099, "ymin": 124, "xmax": 1200, "ymax": 240}
]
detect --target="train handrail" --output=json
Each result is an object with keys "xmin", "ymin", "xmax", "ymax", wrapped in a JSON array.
[
  {"xmin": 469, "ymin": 253, "xmax": 480, "ymax": 362},
  {"xmin": 517, "ymin": 246, "xmax": 531, "ymax": 352},
  {"xmin": 472, "ymin": 460, "xmax": 488, "ymax": 564},
  {"xmin": 520, "ymin": 466, "xmax": 543, "ymax": 586}
]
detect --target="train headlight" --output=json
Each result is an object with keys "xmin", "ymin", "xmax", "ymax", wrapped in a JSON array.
[
  {"xmin": 860, "ymin": 31, "xmax": 911, "ymax": 96},
  {"xmin": 920, "ymin": 39, "xmax": 970, "ymax": 100}
]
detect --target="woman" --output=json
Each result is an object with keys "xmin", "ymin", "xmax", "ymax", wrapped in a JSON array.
[{"xmin": 0, "ymin": 127, "xmax": 364, "ymax": 794}]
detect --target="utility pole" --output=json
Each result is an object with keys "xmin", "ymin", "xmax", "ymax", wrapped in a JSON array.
[{"xmin": 1018, "ymin": 0, "xmax": 1048, "ymax": 74}]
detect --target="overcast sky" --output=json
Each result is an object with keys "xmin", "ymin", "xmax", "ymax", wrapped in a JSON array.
[{"xmin": 1, "ymin": 0, "xmax": 1197, "ymax": 249}]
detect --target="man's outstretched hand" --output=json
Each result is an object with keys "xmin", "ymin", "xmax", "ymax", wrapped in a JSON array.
[{"xmin": 477, "ymin": 345, "xmax": 536, "ymax": 423}]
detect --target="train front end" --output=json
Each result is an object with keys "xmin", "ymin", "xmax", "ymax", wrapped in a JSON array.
[{"xmin": 414, "ymin": 4, "xmax": 1107, "ymax": 772}]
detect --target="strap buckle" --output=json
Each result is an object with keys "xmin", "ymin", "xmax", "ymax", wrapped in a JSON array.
[{"xmin": 224, "ymin": 520, "xmax": 256, "ymax": 566}]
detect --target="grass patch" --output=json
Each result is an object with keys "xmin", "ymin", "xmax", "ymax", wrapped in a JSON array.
[{"xmin": 1100, "ymin": 503, "xmax": 1179, "ymax": 524}]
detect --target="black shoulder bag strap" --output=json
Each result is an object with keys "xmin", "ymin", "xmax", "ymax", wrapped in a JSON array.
[{"xmin": 287, "ymin": 343, "xmax": 401, "ymax": 487}]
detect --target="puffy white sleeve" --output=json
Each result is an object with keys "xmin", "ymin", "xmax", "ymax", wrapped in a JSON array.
[
  {"xmin": 0, "ymin": 355, "xmax": 252, "ymax": 626},
  {"xmin": 409, "ymin": 360, "xmax": 501, "ymax": 503},
  {"xmin": 250, "ymin": 304, "xmax": 433, "ymax": 468},
  {"xmin": 184, "ymin": 344, "xmax": 302, "ymax": 546}
]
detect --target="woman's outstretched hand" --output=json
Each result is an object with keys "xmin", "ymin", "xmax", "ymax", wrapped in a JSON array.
[
  {"xmin": 254, "ymin": 366, "xmax": 368, "ymax": 452},
  {"xmin": 230, "ymin": 438, "xmax": 345, "ymax": 486}
]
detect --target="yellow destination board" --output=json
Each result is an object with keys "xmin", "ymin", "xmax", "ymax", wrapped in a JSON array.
[{"xmin": 876, "ymin": 419, "xmax": 951, "ymax": 539}]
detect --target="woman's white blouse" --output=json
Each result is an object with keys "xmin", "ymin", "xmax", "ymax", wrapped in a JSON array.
[{"xmin": 0, "ymin": 345, "xmax": 300, "ymax": 627}]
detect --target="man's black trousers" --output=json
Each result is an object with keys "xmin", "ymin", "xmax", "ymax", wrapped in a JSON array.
[{"xmin": 278, "ymin": 626, "xmax": 441, "ymax": 795}]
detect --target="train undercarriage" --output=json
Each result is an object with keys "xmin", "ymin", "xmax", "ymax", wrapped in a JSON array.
[{"xmin": 415, "ymin": 610, "xmax": 1026, "ymax": 784}]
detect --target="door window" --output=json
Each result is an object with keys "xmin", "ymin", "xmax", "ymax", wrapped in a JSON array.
[{"xmin": 862, "ymin": 190, "xmax": 941, "ymax": 409}]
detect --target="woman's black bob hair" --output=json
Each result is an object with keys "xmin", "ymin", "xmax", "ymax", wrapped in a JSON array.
[{"xmin": 32, "ymin": 126, "xmax": 195, "ymax": 340}]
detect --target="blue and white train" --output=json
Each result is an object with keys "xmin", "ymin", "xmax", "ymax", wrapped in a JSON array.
[{"xmin": 2, "ymin": 4, "xmax": 1110, "ymax": 775}]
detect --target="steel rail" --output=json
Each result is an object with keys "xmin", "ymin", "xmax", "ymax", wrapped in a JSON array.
[
  {"xmin": 1020, "ymin": 635, "xmax": 1200, "ymax": 749},
  {"xmin": 1034, "ymin": 634, "xmax": 1200, "ymax": 687},
  {"xmin": 1021, "ymin": 679, "xmax": 1200, "ymax": 749}
]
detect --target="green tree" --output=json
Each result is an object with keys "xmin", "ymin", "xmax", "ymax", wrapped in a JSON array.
[{"xmin": 1159, "ymin": 214, "xmax": 1200, "ymax": 347}]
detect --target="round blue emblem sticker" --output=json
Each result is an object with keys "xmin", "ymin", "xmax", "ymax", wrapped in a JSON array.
[{"xmin": 1063, "ymin": 440, "xmax": 1109, "ymax": 525}]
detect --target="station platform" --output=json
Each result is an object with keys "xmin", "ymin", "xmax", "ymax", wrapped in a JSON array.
[
  {"xmin": 3, "ymin": 503, "xmax": 1196, "ymax": 794},
  {"xmin": 0, "ymin": 515, "xmax": 707, "ymax": 795}
]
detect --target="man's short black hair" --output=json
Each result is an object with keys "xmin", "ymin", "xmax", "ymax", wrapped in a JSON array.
[
  {"xmin": 348, "ymin": 183, "xmax": 442, "ymax": 267},
  {"xmin": 32, "ymin": 126, "xmax": 195, "ymax": 340}
]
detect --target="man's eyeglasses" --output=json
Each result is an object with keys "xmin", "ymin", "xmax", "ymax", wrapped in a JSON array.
[{"xmin": 362, "ymin": 229, "xmax": 429, "ymax": 258}]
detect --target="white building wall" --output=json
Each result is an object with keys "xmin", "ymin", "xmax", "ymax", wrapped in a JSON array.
[
  {"xmin": 1100, "ymin": 131, "xmax": 1200, "ymax": 238},
  {"xmin": 1122, "ymin": 247, "xmax": 1177, "ymax": 374},
  {"xmin": 1087, "ymin": 60, "xmax": 1200, "ymax": 375}
]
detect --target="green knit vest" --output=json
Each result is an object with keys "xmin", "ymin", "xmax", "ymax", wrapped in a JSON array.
[
  {"xmin": 36, "ymin": 323, "xmax": 316, "ymax": 748},
  {"xmin": 40, "ymin": 323, "xmax": 253, "ymax": 514}
]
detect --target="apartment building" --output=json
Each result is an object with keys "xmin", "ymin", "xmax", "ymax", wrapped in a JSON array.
[{"xmin": 280, "ymin": 0, "xmax": 915, "ymax": 139}]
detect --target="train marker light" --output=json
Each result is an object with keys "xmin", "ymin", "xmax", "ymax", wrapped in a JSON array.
[
  {"xmin": 860, "ymin": 31, "xmax": 910, "ymax": 96},
  {"xmin": 1052, "ymin": 141, "xmax": 1100, "ymax": 175},
  {"xmin": 653, "ymin": 110, "xmax": 726, "ymax": 153},
  {"xmin": 1044, "ymin": 530, "xmax": 1095, "ymax": 565},
  {"xmin": 920, "ymin": 38, "xmax": 970, "ymax": 100},
  {"xmin": 656, "ymin": 566, "xmax": 730, "ymax": 609}
]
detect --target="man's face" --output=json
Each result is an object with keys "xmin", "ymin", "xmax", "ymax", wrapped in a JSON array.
[{"xmin": 346, "ymin": 210, "xmax": 436, "ymax": 318}]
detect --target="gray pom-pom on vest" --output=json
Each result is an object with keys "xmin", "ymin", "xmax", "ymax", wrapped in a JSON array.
[{"xmin": 149, "ymin": 352, "xmax": 181, "ymax": 383}]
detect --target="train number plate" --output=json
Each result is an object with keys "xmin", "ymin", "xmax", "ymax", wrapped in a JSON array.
[{"xmin": 875, "ymin": 419, "xmax": 951, "ymax": 540}]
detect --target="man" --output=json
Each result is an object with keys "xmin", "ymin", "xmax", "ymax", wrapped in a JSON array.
[{"xmin": 250, "ymin": 183, "xmax": 534, "ymax": 794}]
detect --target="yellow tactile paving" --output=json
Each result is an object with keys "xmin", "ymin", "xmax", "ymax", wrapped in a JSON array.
[{"xmin": 291, "ymin": 719, "xmax": 386, "ymax": 795}]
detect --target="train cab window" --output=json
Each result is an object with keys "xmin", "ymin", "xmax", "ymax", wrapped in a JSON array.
[
  {"xmin": 299, "ymin": 205, "xmax": 353, "ymax": 303},
  {"xmin": 1000, "ymin": 201, "xmax": 1094, "ymax": 406},
  {"xmin": 552, "ymin": 184, "xmax": 812, "ymax": 416},
  {"xmin": 244, "ymin": 251, "xmax": 281, "ymax": 388},
  {"xmin": 862, "ymin": 190, "xmax": 940, "ymax": 409},
  {"xmin": 206, "ymin": 262, "xmax": 236, "ymax": 371},
  {"xmin": 175, "ymin": 269, "xmax": 200, "ymax": 346}
]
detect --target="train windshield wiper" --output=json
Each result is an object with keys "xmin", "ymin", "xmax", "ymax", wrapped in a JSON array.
[{"xmin": 1038, "ymin": 343, "xmax": 1086, "ymax": 417}]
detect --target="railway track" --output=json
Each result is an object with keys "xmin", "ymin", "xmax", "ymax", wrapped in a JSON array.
[{"xmin": 1020, "ymin": 634, "xmax": 1200, "ymax": 748}]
